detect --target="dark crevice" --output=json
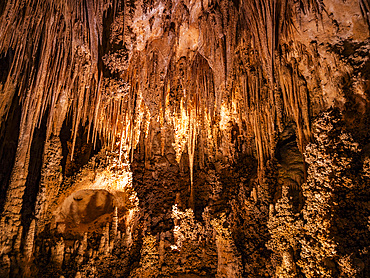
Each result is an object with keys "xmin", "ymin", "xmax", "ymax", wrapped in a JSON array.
[
  {"xmin": 20, "ymin": 108, "xmax": 48, "ymax": 238},
  {"xmin": 0, "ymin": 0, "xmax": 6, "ymax": 18},
  {"xmin": 275, "ymin": 125, "xmax": 297, "ymax": 161},
  {"xmin": 60, "ymin": 114, "xmax": 101, "ymax": 177},
  {"xmin": 100, "ymin": 4, "xmax": 115, "ymax": 56},
  {"xmin": 0, "ymin": 49, "xmax": 13, "ymax": 84},
  {"xmin": 60, "ymin": 112, "xmax": 72, "ymax": 176},
  {"xmin": 0, "ymin": 93, "xmax": 21, "ymax": 215},
  {"xmin": 275, "ymin": 124, "xmax": 305, "ymax": 210}
]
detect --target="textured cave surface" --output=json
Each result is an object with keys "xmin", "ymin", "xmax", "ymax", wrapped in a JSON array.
[{"xmin": 0, "ymin": 0, "xmax": 370, "ymax": 277}]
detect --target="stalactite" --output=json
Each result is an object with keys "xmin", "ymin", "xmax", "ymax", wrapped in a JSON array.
[
  {"xmin": 172, "ymin": 100, "xmax": 190, "ymax": 164},
  {"xmin": 23, "ymin": 218, "xmax": 35, "ymax": 261},
  {"xmin": 187, "ymin": 108, "xmax": 197, "ymax": 209},
  {"xmin": 360, "ymin": 0, "xmax": 370, "ymax": 28},
  {"xmin": 0, "ymin": 0, "xmax": 117, "ymax": 161},
  {"xmin": 14, "ymin": 225, "xmax": 23, "ymax": 252},
  {"xmin": 276, "ymin": 46, "xmax": 312, "ymax": 151}
]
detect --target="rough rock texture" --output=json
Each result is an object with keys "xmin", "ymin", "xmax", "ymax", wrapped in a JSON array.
[{"xmin": 0, "ymin": 0, "xmax": 370, "ymax": 277}]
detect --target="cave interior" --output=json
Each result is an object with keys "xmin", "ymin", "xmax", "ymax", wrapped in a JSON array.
[{"xmin": 0, "ymin": 0, "xmax": 370, "ymax": 277}]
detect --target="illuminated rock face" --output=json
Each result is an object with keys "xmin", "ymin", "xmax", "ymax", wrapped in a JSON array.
[
  {"xmin": 55, "ymin": 189, "xmax": 115, "ymax": 233},
  {"xmin": 0, "ymin": 0, "xmax": 370, "ymax": 277}
]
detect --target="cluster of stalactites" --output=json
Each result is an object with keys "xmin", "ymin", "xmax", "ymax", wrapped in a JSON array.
[
  {"xmin": 96, "ymin": 0, "xmax": 319, "ymax": 168},
  {"xmin": 0, "ymin": 0, "xmax": 117, "ymax": 157},
  {"xmin": 0, "ymin": 0, "xmax": 321, "ymax": 172}
]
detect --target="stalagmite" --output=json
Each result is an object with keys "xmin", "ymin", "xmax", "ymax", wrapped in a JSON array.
[
  {"xmin": 99, "ymin": 222, "xmax": 110, "ymax": 255},
  {"xmin": 34, "ymin": 136, "xmax": 63, "ymax": 234},
  {"xmin": 212, "ymin": 215, "xmax": 242, "ymax": 278},
  {"xmin": 77, "ymin": 233, "xmax": 88, "ymax": 265},
  {"xmin": 251, "ymin": 187, "xmax": 258, "ymax": 203},
  {"xmin": 51, "ymin": 237, "xmax": 65, "ymax": 269},
  {"xmin": 0, "ymin": 119, "xmax": 33, "ymax": 255},
  {"xmin": 125, "ymin": 209, "xmax": 135, "ymax": 247},
  {"xmin": 159, "ymin": 232, "xmax": 165, "ymax": 265},
  {"xmin": 112, "ymin": 206, "xmax": 118, "ymax": 238},
  {"xmin": 281, "ymin": 250, "xmax": 296, "ymax": 275},
  {"xmin": 269, "ymin": 203, "xmax": 275, "ymax": 218},
  {"xmin": 0, "ymin": 255, "xmax": 10, "ymax": 277}
]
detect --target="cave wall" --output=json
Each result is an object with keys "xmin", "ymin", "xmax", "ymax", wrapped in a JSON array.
[{"xmin": 0, "ymin": 0, "xmax": 370, "ymax": 277}]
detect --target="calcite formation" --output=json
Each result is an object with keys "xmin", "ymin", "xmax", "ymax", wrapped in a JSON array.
[{"xmin": 0, "ymin": 0, "xmax": 369, "ymax": 277}]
